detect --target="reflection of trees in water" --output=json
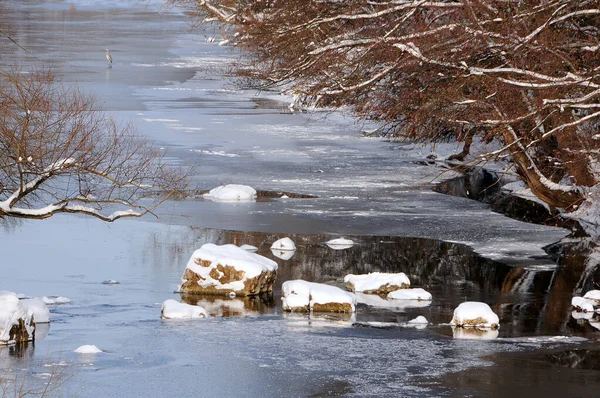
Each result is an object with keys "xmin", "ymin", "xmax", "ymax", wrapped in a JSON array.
[{"xmin": 146, "ymin": 226, "xmax": 600, "ymax": 336}]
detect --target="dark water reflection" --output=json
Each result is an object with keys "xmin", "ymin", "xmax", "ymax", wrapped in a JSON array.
[{"xmin": 171, "ymin": 228, "xmax": 600, "ymax": 339}]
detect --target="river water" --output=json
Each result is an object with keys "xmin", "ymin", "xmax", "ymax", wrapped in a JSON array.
[{"xmin": 1, "ymin": 1, "xmax": 600, "ymax": 397}]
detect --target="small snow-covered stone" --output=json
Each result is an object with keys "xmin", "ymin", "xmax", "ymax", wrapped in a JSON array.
[
  {"xmin": 325, "ymin": 238, "xmax": 354, "ymax": 250},
  {"xmin": 102, "ymin": 280, "xmax": 120, "ymax": 285},
  {"xmin": 282, "ymin": 280, "xmax": 356, "ymax": 313},
  {"xmin": 408, "ymin": 315, "xmax": 428, "ymax": 325},
  {"xmin": 387, "ymin": 288, "xmax": 432, "ymax": 301},
  {"xmin": 270, "ymin": 237, "xmax": 296, "ymax": 251},
  {"xmin": 42, "ymin": 296, "xmax": 70, "ymax": 305},
  {"xmin": 74, "ymin": 345, "xmax": 102, "ymax": 354},
  {"xmin": 204, "ymin": 184, "xmax": 257, "ymax": 202},
  {"xmin": 179, "ymin": 243, "xmax": 278, "ymax": 296},
  {"xmin": 344, "ymin": 272, "xmax": 410, "ymax": 294},
  {"xmin": 583, "ymin": 290, "xmax": 600, "ymax": 303},
  {"xmin": 355, "ymin": 293, "xmax": 431, "ymax": 309},
  {"xmin": 572, "ymin": 296, "xmax": 594, "ymax": 313},
  {"xmin": 240, "ymin": 244, "xmax": 258, "ymax": 252},
  {"xmin": 571, "ymin": 311, "xmax": 593, "ymax": 320},
  {"xmin": 20, "ymin": 299, "xmax": 50, "ymax": 323},
  {"xmin": 161, "ymin": 299, "xmax": 208, "ymax": 319},
  {"xmin": 0, "ymin": 292, "xmax": 35, "ymax": 344},
  {"xmin": 450, "ymin": 302, "xmax": 499, "ymax": 329}
]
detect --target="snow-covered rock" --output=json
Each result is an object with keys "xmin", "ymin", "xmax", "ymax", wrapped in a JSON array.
[
  {"xmin": 282, "ymin": 280, "xmax": 356, "ymax": 313},
  {"xmin": 102, "ymin": 279, "xmax": 120, "ymax": 285},
  {"xmin": 583, "ymin": 290, "xmax": 600, "ymax": 303},
  {"xmin": 344, "ymin": 272, "xmax": 410, "ymax": 294},
  {"xmin": 179, "ymin": 243, "xmax": 278, "ymax": 296},
  {"xmin": 0, "ymin": 292, "xmax": 35, "ymax": 344},
  {"xmin": 408, "ymin": 315, "xmax": 428, "ymax": 325},
  {"xmin": 325, "ymin": 238, "xmax": 354, "ymax": 250},
  {"xmin": 571, "ymin": 310, "xmax": 594, "ymax": 320},
  {"xmin": 20, "ymin": 298, "xmax": 50, "ymax": 323},
  {"xmin": 42, "ymin": 296, "xmax": 70, "ymax": 305},
  {"xmin": 572, "ymin": 296, "xmax": 594, "ymax": 313},
  {"xmin": 387, "ymin": 288, "xmax": 432, "ymax": 301},
  {"xmin": 203, "ymin": 184, "xmax": 257, "ymax": 202},
  {"xmin": 270, "ymin": 237, "xmax": 296, "ymax": 251},
  {"xmin": 271, "ymin": 249, "xmax": 295, "ymax": 260},
  {"xmin": 452, "ymin": 326, "xmax": 499, "ymax": 340},
  {"xmin": 161, "ymin": 299, "xmax": 208, "ymax": 319},
  {"xmin": 240, "ymin": 244, "xmax": 258, "ymax": 252},
  {"xmin": 355, "ymin": 293, "xmax": 431, "ymax": 309},
  {"xmin": 450, "ymin": 302, "xmax": 499, "ymax": 329},
  {"xmin": 74, "ymin": 345, "xmax": 102, "ymax": 354}
]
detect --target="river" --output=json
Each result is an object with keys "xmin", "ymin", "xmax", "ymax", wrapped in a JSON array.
[{"xmin": 1, "ymin": 1, "xmax": 599, "ymax": 397}]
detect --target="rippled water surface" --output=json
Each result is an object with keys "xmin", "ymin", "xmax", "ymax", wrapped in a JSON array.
[{"xmin": 1, "ymin": 0, "xmax": 600, "ymax": 397}]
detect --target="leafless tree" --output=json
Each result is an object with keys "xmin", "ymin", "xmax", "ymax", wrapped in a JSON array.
[
  {"xmin": 0, "ymin": 68, "xmax": 187, "ymax": 221},
  {"xmin": 183, "ymin": 0, "xmax": 600, "ymax": 211}
]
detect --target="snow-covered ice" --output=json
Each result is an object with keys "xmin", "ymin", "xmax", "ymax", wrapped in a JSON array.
[
  {"xmin": 282, "ymin": 280, "xmax": 356, "ymax": 313},
  {"xmin": 74, "ymin": 345, "xmax": 103, "ymax": 354},
  {"xmin": 270, "ymin": 237, "xmax": 296, "ymax": 251},
  {"xmin": 387, "ymin": 288, "xmax": 432, "ymax": 301},
  {"xmin": 344, "ymin": 272, "xmax": 410, "ymax": 294},
  {"xmin": 161, "ymin": 299, "xmax": 208, "ymax": 319},
  {"xmin": 179, "ymin": 243, "xmax": 278, "ymax": 295},
  {"xmin": 572, "ymin": 296, "xmax": 594, "ymax": 313},
  {"xmin": 203, "ymin": 184, "xmax": 257, "ymax": 202},
  {"xmin": 20, "ymin": 298, "xmax": 50, "ymax": 323},
  {"xmin": 42, "ymin": 296, "xmax": 71, "ymax": 305},
  {"xmin": 450, "ymin": 302, "xmax": 499, "ymax": 329},
  {"xmin": 325, "ymin": 238, "xmax": 354, "ymax": 250}
]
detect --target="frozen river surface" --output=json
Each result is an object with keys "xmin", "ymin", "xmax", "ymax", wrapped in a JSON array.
[{"xmin": 1, "ymin": 1, "xmax": 599, "ymax": 397}]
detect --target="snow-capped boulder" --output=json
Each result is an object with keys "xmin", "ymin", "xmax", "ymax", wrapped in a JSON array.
[
  {"xmin": 450, "ymin": 302, "xmax": 499, "ymax": 329},
  {"xmin": 355, "ymin": 293, "xmax": 431, "ymax": 309},
  {"xmin": 387, "ymin": 288, "xmax": 432, "ymax": 301},
  {"xmin": 583, "ymin": 290, "xmax": 600, "ymax": 303},
  {"xmin": 270, "ymin": 237, "xmax": 296, "ymax": 251},
  {"xmin": 20, "ymin": 298, "xmax": 50, "ymax": 323},
  {"xmin": 572, "ymin": 296, "xmax": 594, "ymax": 313},
  {"xmin": 271, "ymin": 249, "xmax": 295, "ymax": 260},
  {"xmin": 344, "ymin": 272, "xmax": 410, "ymax": 295},
  {"xmin": 325, "ymin": 238, "xmax": 354, "ymax": 250},
  {"xmin": 0, "ymin": 292, "xmax": 35, "ymax": 344},
  {"xmin": 161, "ymin": 299, "xmax": 208, "ymax": 319},
  {"xmin": 282, "ymin": 280, "xmax": 356, "ymax": 313},
  {"xmin": 203, "ymin": 184, "xmax": 257, "ymax": 202},
  {"xmin": 179, "ymin": 243, "xmax": 278, "ymax": 296}
]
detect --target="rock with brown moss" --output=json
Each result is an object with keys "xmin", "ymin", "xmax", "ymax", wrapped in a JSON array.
[
  {"xmin": 344, "ymin": 272, "xmax": 410, "ymax": 295},
  {"xmin": 178, "ymin": 243, "xmax": 278, "ymax": 296},
  {"xmin": 0, "ymin": 292, "xmax": 35, "ymax": 345},
  {"xmin": 282, "ymin": 280, "xmax": 356, "ymax": 313},
  {"xmin": 450, "ymin": 301, "xmax": 499, "ymax": 329}
]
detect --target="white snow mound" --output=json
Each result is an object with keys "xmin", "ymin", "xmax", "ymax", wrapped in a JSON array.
[
  {"xmin": 42, "ymin": 296, "xmax": 70, "ymax": 305},
  {"xmin": 325, "ymin": 238, "xmax": 354, "ymax": 250},
  {"xmin": 270, "ymin": 237, "xmax": 296, "ymax": 251},
  {"xmin": 204, "ymin": 184, "xmax": 257, "ymax": 202},
  {"xmin": 387, "ymin": 288, "xmax": 432, "ymax": 301},
  {"xmin": 240, "ymin": 244, "xmax": 258, "ymax": 252},
  {"xmin": 0, "ymin": 291, "xmax": 35, "ymax": 344},
  {"xmin": 74, "ymin": 345, "xmax": 102, "ymax": 354},
  {"xmin": 344, "ymin": 272, "xmax": 410, "ymax": 293},
  {"xmin": 161, "ymin": 299, "xmax": 208, "ymax": 319},
  {"xmin": 450, "ymin": 302, "xmax": 499, "ymax": 328},
  {"xmin": 408, "ymin": 315, "xmax": 429, "ymax": 325},
  {"xmin": 20, "ymin": 298, "xmax": 50, "ymax": 323},
  {"xmin": 282, "ymin": 280, "xmax": 356, "ymax": 313},
  {"xmin": 572, "ymin": 296, "xmax": 595, "ymax": 312}
]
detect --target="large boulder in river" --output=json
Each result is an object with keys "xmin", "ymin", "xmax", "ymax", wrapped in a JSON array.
[
  {"xmin": 179, "ymin": 244, "xmax": 278, "ymax": 296},
  {"xmin": 0, "ymin": 292, "xmax": 35, "ymax": 344},
  {"xmin": 344, "ymin": 272, "xmax": 410, "ymax": 295},
  {"xmin": 450, "ymin": 301, "xmax": 499, "ymax": 329},
  {"xmin": 282, "ymin": 280, "xmax": 356, "ymax": 313}
]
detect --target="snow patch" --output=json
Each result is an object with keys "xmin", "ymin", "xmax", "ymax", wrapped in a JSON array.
[
  {"xmin": 74, "ymin": 345, "xmax": 102, "ymax": 354},
  {"xmin": 571, "ymin": 296, "xmax": 594, "ymax": 313},
  {"xmin": 270, "ymin": 237, "xmax": 296, "ymax": 251},
  {"xmin": 325, "ymin": 238, "xmax": 354, "ymax": 250},
  {"xmin": 240, "ymin": 244, "xmax": 258, "ymax": 252},
  {"xmin": 42, "ymin": 296, "xmax": 70, "ymax": 305},
  {"xmin": 20, "ymin": 298, "xmax": 50, "ymax": 323},
  {"xmin": 387, "ymin": 288, "xmax": 432, "ymax": 301},
  {"xmin": 344, "ymin": 272, "xmax": 410, "ymax": 293}
]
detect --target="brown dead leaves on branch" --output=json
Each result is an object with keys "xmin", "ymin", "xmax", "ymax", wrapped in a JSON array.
[
  {"xmin": 0, "ymin": 68, "xmax": 188, "ymax": 221},
  {"xmin": 187, "ymin": 0, "xmax": 600, "ymax": 210}
]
